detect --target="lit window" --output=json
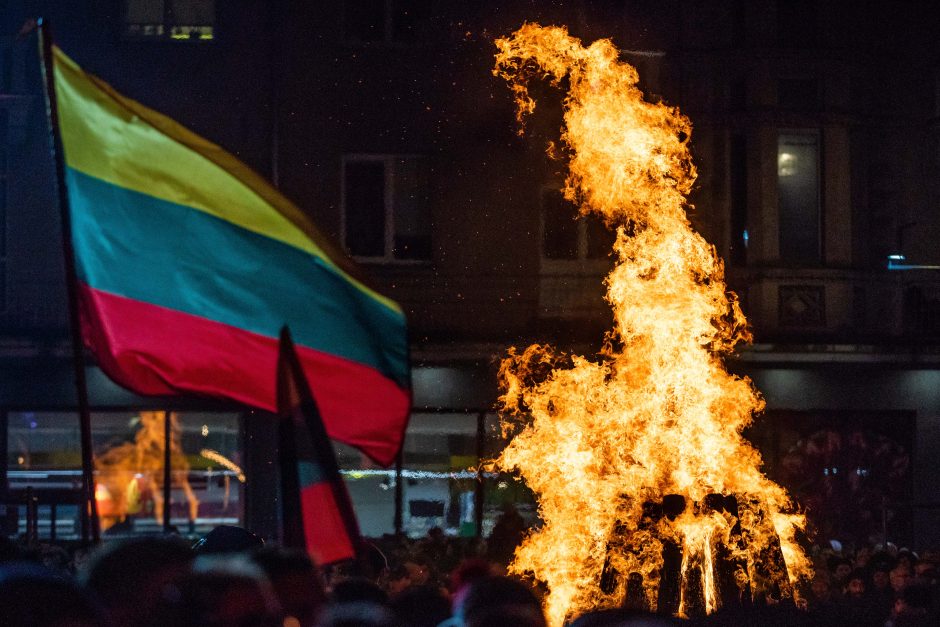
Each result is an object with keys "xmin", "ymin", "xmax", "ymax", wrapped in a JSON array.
[
  {"xmin": 123, "ymin": 0, "xmax": 215, "ymax": 41},
  {"xmin": 777, "ymin": 132, "xmax": 821, "ymax": 264},
  {"xmin": 342, "ymin": 155, "xmax": 431, "ymax": 262}
]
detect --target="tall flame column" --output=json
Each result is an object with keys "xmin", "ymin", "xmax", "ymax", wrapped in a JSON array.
[{"xmin": 493, "ymin": 24, "xmax": 812, "ymax": 625}]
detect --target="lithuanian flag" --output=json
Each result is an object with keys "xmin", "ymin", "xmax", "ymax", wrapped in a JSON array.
[{"xmin": 49, "ymin": 45, "xmax": 410, "ymax": 466}]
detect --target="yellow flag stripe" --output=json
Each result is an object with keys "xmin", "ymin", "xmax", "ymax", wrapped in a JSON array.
[{"xmin": 52, "ymin": 45, "xmax": 401, "ymax": 316}]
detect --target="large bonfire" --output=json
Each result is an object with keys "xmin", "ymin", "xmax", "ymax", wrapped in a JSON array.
[{"xmin": 493, "ymin": 24, "xmax": 812, "ymax": 625}]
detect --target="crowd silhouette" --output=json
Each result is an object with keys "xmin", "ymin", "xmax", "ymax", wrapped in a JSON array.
[{"xmin": 1, "ymin": 517, "xmax": 938, "ymax": 627}]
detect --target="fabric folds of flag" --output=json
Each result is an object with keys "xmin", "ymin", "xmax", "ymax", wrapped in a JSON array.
[
  {"xmin": 49, "ymin": 45, "xmax": 410, "ymax": 465},
  {"xmin": 278, "ymin": 328, "xmax": 361, "ymax": 566}
]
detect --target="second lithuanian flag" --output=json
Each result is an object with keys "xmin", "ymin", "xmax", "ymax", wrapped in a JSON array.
[{"xmin": 49, "ymin": 45, "xmax": 410, "ymax": 466}]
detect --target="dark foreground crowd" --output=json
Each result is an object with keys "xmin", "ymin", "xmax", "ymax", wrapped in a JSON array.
[{"xmin": 1, "ymin": 524, "xmax": 939, "ymax": 627}]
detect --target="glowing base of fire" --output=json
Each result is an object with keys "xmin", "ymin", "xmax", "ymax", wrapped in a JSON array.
[{"xmin": 599, "ymin": 493, "xmax": 793, "ymax": 619}]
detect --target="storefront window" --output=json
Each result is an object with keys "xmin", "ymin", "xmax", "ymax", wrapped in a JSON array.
[
  {"xmin": 334, "ymin": 440, "xmax": 396, "ymax": 538},
  {"xmin": 5, "ymin": 410, "xmax": 243, "ymax": 539},
  {"xmin": 400, "ymin": 413, "xmax": 478, "ymax": 538},
  {"xmin": 5, "ymin": 408, "xmax": 541, "ymax": 543},
  {"xmin": 334, "ymin": 412, "xmax": 538, "ymax": 540}
]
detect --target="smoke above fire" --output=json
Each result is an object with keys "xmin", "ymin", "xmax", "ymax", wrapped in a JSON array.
[{"xmin": 493, "ymin": 24, "xmax": 811, "ymax": 624}]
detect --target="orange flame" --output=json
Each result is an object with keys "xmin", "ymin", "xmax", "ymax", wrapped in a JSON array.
[
  {"xmin": 95, "ymin": 411, "xmax": 199, "ymax": 530},
  {"xmin": 493, "ymin": 24, "xmax": 811, "ymax": 624}
]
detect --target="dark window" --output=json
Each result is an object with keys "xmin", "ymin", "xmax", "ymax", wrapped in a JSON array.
[
  {"xmin": 123, "ymin": 0, "xmax": 215, "ymax": 41},
  {"xmin": 542, "ymin": 190, "xmax": 579, "ymax": 260},
  {"xmin": 541, "ymin": 188, "xmax": 614, "ymax": 261},
  {"xmin": 849, "ymin": 128, "xmax": 871, "ymax": 268},
  {"xmin": 391, "ymin": 158, "xmax": 431, "ymax": 260},
  {"xmin": 730, "ymin": 134, "xmax": 748, "ymax": 267},
  {"xmin": 344, "ymin": 161, "xmax": 386, "ymax": 257},
  {"xmin": 778, "ymin": 132, "xmax": 821, "ymax": 264},
  {"xmin": 343, "ymin": 156, "xmax": 431, "ymax": 261}
]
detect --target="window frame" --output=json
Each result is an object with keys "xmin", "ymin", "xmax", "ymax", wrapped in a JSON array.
[
  {"xmin": 121, "ymin": 0, "xmax": 216, "ymax": 42},
  {"xmin": 3, "ymin": 408, "xmax": 245, "ymax": 539},
  {"xmin": 538, "ymin": 185, "xmax": 613, "ymax": 274},
  {"xmin": 340, "ymin": 154, "xmax": 431, "ymax": 264},
  {"xmin": 776, "ymin": 129, "xmax": 823, "ymax": 265}
]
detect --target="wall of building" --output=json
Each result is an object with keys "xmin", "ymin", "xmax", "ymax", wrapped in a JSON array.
[{"xmin": 2, "ymin": 0, "xmax": 940, "ymax": 547}]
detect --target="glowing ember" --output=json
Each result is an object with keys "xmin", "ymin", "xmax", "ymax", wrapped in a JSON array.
[
  {"xmin": 95, "ymin": 411, "xmax": 199, "ymax": 530},
  {"xmin": 493, "ymin": 24, "xmax": 812, "ymax": 624}
]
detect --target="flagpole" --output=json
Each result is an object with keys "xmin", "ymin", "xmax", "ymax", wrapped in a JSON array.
[
  {"xmin": 163, "ymin": 411, "xmax": 172, "ymax": 533},
  {"xmin": 293, "ymin": 369, "xmax": 364, "ymax": 564},
  {"xmin": 275, "ymin": 329, "xmax": 307, "ymax": 550},
  {"xmin": 279, "ymin": 327, "xmax": 364, "ymax": 564},
  {"xmin": 36, "ymin": 19, "xmax": 101, "ymax": 544},
  {"xmin": 277, "ymin": 404, "xmax": 305, "ymax": 549}
]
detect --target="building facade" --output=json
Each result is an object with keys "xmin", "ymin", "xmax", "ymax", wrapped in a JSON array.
[{"xmin": 2, "ymin": 1, "xmax": 939, "ymax": 549}]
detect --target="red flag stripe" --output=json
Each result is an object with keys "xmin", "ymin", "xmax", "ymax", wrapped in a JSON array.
[
  {"xmin": 300, "ymin": 482, "xmax": 358, "ymax": 565},
  {"xmin": 81, "ymin": 284, "xmax": 410, "ymax": 466}
]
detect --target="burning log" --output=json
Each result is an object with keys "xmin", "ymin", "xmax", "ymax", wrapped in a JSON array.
[
  {"xmin": 739, "ymin": 497, "xmax": 795, "ymax": 604},
  {"xmin": 598, "ymin": 493, "xmax": 790, "ymax": 618},
  {"xmin": 658, "ymin": 495, "xmax": 686, "ymax": 616},
  {"xmin": 701, "ymin": 494, "xmax": 751, "ymax": 610}
]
